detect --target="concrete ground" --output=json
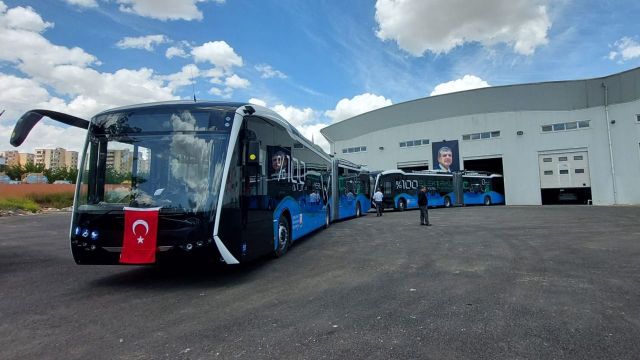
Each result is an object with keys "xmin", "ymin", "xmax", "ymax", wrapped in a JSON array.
[{"xmin": 0, "ymin": 205, "xmax": 639, "ymax": 359}]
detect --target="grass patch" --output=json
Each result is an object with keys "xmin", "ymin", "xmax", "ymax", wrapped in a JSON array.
[
  {"xmin": 25, "ymin": 192, "xmax": 74, "ymax": 209},
  {"xmin": 0, "ymin": 198, "xmax": 40, "ymax": 213}
]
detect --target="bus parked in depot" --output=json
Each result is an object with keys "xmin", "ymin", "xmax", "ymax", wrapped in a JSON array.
[
  {"xmin": 10, "ymin": 101, "xmax": 343, "ymax": 266},
  {"xmin": 373, "ymin": 169, "xmax": 504, "ymax": 211},
  {"xmin": 374, "ymin": 169, "xmax": 455, "ymax": 210},
  {"xmin": 330, "ymin": 158, "xmax": 371, "ymax": 221}
]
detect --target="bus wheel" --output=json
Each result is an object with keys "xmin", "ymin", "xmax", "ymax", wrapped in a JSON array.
[
  {"xmin": 325, "ymin": 207, "xmax": 331, "ymax": 228},
  {"xmin": 274, "ymin": 216, "xmax": 290, "ymax": 258},
  {"xmin": 484, "ymin": 196, "xmax": 492, "ymax": 206},
  {"xmin": 398, "ymin": 199, "xmax": 406, "ymax": 211},
  {"xmin": 444, "ymin": 196, "xmax": 452, "ymax": 208},
  {"xmin": 355, "ymin": 202, "xmax": 361, "ymax": 217}
]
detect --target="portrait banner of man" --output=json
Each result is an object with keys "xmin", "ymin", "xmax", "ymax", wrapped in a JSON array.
[{"xmin": 431, "ymin": 140, "xmax": 459, "ymax": 172}]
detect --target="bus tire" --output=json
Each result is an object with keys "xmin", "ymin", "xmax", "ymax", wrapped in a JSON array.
[
  {"xmin": 444, "ymin": 196, "xmax": 452, "ymax": 208},
  {"xmin": 324, "ymin": 207, "xmax": 331, "ymax": 228},
  {"xmin": 355, "ymin": 202, "xmax": 361, "ymax": 217},
  {"xmin": 274, "ymin": 215, "xmax": 290, "ymax": 258},
  {"xmin": 398, "ymin": 198, "xmax": 406, "ymax": 211},
  {"xmin": 484, "ymin": 195, "xmax": 492, "ymax": 206}
]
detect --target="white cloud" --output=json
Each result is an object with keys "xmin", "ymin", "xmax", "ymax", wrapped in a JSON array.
[
  {"xmin": 64, "ymin": 0, "xmax": 99, "ymax": 8},
  {"xmin": 325, "ymin": 93, "xmax": 392, "ymax": 122},
  {"xmin": 191, "ymin": 41, "xmax": 243, "ymax": 69},
  {"xmin": 375, "ymin": 0, "xmax": 551, "ymax": 56},
  {"xmin": 248, "ymin": 98, "xmax": 266, "ymax": 107},
  {"xmin": 608, "ymin": 37, "xmax": 640, "ymax": 62},
  {"xmin": 0, "ymin": 2, "xmax": 179, "ymax": 154},
  {"xmin": 255, "ymin": 64, "xmax": 287, "ymax": 79},
  {"xmin": 116, "ymin": 34, "xmax": 168, "ymax": 51},
  {"xmin": 272, "ymin": 104, "xmax": 316, "ymax": 128},
  {"xmin": 166, "ymin": 46, "xmax": 188, "ymax": 59},
  {"xmin": 116, "ymin": 0, "xmax": 225, "ymax": 21},
  {"xmin": 160, "ymin": 64, "xmax": 200, "ymax": 91},
  {"xmin": 430, "ymin": 75, "xmax": 490, "ymax": 96},
  {"xmin": 1, "ymin": 4, "xmax": 53, "ymax": 32},
  {"xmin": 224, "ymin": 74, "xmax": 250, "ymax": 89}
]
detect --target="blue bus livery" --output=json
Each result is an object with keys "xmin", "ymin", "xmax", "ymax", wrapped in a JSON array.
[{"xmin": 10, "ymin": 102, "xmax": 368, "ymax": 265}]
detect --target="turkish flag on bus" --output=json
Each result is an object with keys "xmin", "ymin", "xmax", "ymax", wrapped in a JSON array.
[{"xmin": 120, "ymin": 207, "xmax": 161, "ymax": 264}]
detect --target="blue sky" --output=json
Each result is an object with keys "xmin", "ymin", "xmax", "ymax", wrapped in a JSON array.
[{"xmin": 1, "ymin": 0, "xmax": 639, "ymax": 153}]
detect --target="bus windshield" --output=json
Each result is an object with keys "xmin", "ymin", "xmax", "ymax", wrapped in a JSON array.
[{"xmin": 76, "ymin": 109, "xmax": 233, "ymax": 214}]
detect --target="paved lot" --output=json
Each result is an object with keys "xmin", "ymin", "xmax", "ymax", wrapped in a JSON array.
[{"xmin": 1, "ymin": 206, "xmax": 639, "ymax": 359}]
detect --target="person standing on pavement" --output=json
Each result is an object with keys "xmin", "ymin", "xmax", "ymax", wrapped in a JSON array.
[
  {"xmin": 373, "ymin": 187, "xmax": 384, "ymax": 217},
  {"xmin": 418, "ymin": 186, "xmax": 431, "ymax": 226}
]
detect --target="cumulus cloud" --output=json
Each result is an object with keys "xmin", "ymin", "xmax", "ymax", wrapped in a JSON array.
[
  {"xmin": 166, "ymin": 45, "xmax": 188, "ymax": 59},
  {"xmin": 116, "ymin": 34, "xmax": 168, "ymax": 51},
  {"xmin": 63, "ymin": 0, "xmax": 98, "ymax": 8},
  {"xmin": 224, "ymin": 74, "xmax": 250, "ymax": 89},
  {"xmin": 159, "ymin": 64, "xmax": 200, "ymax": 91},
  {"xmin": 248, "ymin": 98, "xmax": 267, "ymax": 107},
  {"xmin": 191, "ymin": 41, "xmax": 243, "ymax": 69},
  {"xmin": 116, "ymin": 0, "xmax": 225, "ymax": 21},
  {"xmin": 430, "ymin": 75, "xmax": 490, "ymax": 96},
  {"xmin": 608, "ymin": 37, "xmax": 640, "ymax": 62},
  {"xmin": 255, "ymin": 64, "xmax": 287, "ymax": 79},
  {"xmin": 375, "ymin": 0, "xmax": 551, "ymax": 56},
  {"xmin": 0, "ymin": 2, "xmax": 178, "ymax": 153},
  {"xmin": 324, "ymin": 93, "xmax": 392, "ymax": 122}
]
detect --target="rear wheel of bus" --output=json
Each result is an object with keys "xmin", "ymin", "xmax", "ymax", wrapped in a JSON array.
[
  {"xmin": 444, "ymin": 196, "xmax": 452, "ymax": 208},
  {"xmin": 355, "ymin": 202, "xmax": 361, "ymax": 217},
  {"xmin": 324, "ymin": 206, "xmax": 331, "ymax": 228}
]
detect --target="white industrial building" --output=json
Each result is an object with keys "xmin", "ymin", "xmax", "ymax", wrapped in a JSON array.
[{"xmin": 320, "ymin": 67, "xmax": 640, "ymax": 205}]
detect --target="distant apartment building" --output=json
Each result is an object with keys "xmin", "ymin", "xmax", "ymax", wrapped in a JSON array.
[
  {"xmin": 107, "ymin": 149, "xmax": 133, "ymax": 173},
  {"xmin": 35, "ymin": 148, "xmax": 79, "ymax": 170},
  {"xmin": 19, "ymin": 153, "xmax": 35, "ymax": 166},
  {"xmin": 0, "ymin": 150, "xmax": 20, "ymax": 166}
]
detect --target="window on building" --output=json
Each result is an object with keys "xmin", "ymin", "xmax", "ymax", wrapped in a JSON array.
[
  {"xmin": 481, "ymin": 132, "xmax": 490, "ymax": 139},
  {"xmin": 565, "ymin": 122, "xmax": 578, "ymax": 130},
  {"xmin": 360, "ymin": 146, "xmax": 367, "ymax": 152},
  {"xmin": 413, "ymin": 140, "xmax": 421, "ymax": 146},
  {"xmin": 422, "ymin": 139, "xmax": 429, "ymax": 144},
  {"xmin": 544, "ymin": 170, "xmax": 553, "ymax": 175},
  {"xmin": 342, "ymin": 149, "xmax": 347, "ymax": 153},
  {"xmin": 462, "ymin": 134, "xmax": 471, "ymax": 140},
  {"xmin": 574, "ymin": 155, "xmax": 583, "ymax": 160},
  {"xmin": 471, "ymin": 133, "xmax": 481, "ymax": 140},
  {"xmin": 553, "ymin": 123, "xmax": 565, "ymax": 131},
  {"xmin": 541, "ymin": 125, "xmax": 552, "ymax": 132},
  {"xmin": 558, "ymin": 156, "xmax": 568, "ymax": 161},
  {"xmin": 491, "ymin": 131, "xmax": 500, "ymax": 137},
  {"xmin": 543, "ymin": 158, "xmax": 552, "ymax": 162},
  {"xmin": 577, "ymin": 120, "xmax": 590, "ymax": 128},
  {"xmin": 347, "ymin": 148, "xmax": 354, "ymax": 153},
  {"xmin": 575, "ymin": 169, "xmax": 585, "ymax": 174},
  {"xmin": 636, "ymin": 114, "xmax": 640, "ymax": 122},
  {"xmin": 399, "ymin": 142, "xmax": 406, "ymax": 147},
  {"xmin": 559, "ymin": 169, "xmax": 569, "ymax": 174}
]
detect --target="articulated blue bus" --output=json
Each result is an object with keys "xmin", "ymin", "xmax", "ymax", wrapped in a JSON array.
[
  {"xmin": 330, "ymin": 159, "xmax": 371, "ymax": 221},
  {"xmin": 373, "ymin": 169, "xmax": 504, "ymax": 211},
  {"xmin": 10, "ymin": 101, "xmax": 366, "ymax": 265}
]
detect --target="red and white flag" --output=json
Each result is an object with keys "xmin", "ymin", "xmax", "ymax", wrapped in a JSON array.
[{"xmin": 120, "ymin": 207, "xmax": 161, "ymax": 264}]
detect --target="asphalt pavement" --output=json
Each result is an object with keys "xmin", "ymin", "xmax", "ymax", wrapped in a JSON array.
[{"xmin": 1, "ymin": 205, "xmax": 639, "ymax": 359}]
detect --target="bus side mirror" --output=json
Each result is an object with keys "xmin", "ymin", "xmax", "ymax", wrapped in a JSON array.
[{"xmin": 246, "ymin": 140, "xmax": 260, "ymax": 165}]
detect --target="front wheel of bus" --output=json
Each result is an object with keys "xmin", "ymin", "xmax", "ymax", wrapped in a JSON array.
[
  {"xmin": 398, "ymin": 199, "xmax": 406, "ymax": 211},
  {"xmin": 274, "ymin": 216, "xmax": 290, "ymax": 258},
  {"xmin": 484, "ymin": 195, "xmax": 492, "ymax": 206},
  {"xmin": 444, "ymin": 196, "xmax": 452, "ymax": 208},
  {"xmin": 355, "ymin": 202, "xmax": 361, "ymax": 217}
]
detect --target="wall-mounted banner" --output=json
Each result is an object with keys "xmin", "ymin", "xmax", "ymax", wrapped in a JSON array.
[{"xmin": 431, "ymin": 140, "xmax": 459, "ymax": 172}]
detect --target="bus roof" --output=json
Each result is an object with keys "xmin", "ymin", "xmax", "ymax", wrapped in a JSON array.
[{"xmin": 93, "ymin": 100, "xmax": 331, "ymax": 162}]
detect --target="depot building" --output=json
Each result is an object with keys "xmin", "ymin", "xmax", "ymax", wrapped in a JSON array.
[{"xmin": 320, "ymin": 67, "xmax": 640, "ymax": 206}]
